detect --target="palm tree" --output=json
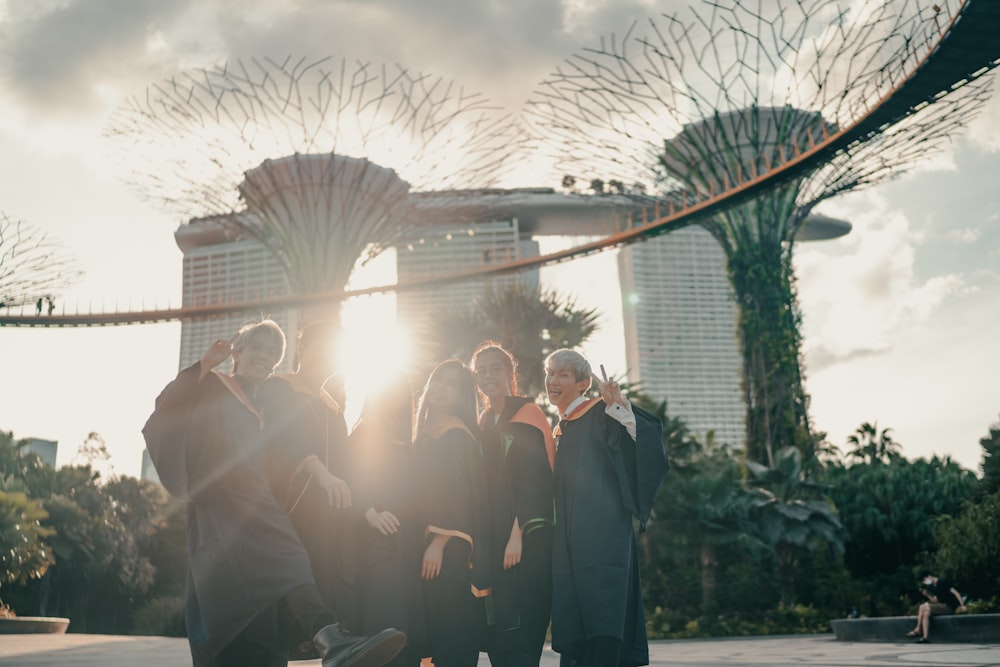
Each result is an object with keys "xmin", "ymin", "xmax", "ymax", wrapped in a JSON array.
[
  {"xmin": 417, "ymin": 283, "xmax": 600, "ymax": 398},
  {"xmin": 631, "ymin": 395, "xmax": 752, "ymax": 614},
  {"xmin": 745, "ymin": 447, "xmax": 846, "ymax": 605},
  {"xmin": 846, "ymin": 422, "xmax": 901, "ymax": 465}
]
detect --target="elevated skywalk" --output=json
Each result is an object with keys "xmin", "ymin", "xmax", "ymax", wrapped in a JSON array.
[{"xmin": 3, "ymin": 0, "xmax": 999, "ymax": 329}]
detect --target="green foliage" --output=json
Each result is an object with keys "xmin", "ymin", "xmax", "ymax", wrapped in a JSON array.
[
  {"xmin": 820, "ymin": 452, "xmax": 976, "ymax": 616},
  {"xmin": 0, "ymin": 489, "xmax": 54, "ymax": 587},
  {"xmin": 722, "ymin": 236, "xmax": 812, "ymax": 466},
  {"xmin": 979, "ymin": 416, "xmax": 1000, "ymax": 496},
  {"xmin": 744, "ymin": 447, "xmax": 845, "ymax": 605},
  {"xmin": 647, "ymin": 603, "xmax": 831, "ymax": 639},
  {"xmin": 822, "ymin": 455, "xmax": 976, "ymax": 577},
  {"xmin": 846, "ymin": 422, "xmax": 902, "ymax": 465},
  {"xmin": 132, "ymin": 595, "xmax": 186, "ymax": 637},
  {"xmin": 644, "ymin": 405, "xmax": 754, "ymax": 613},
  {"xmin": 933, "ymin": 493, "xmax": 1000, "ymax": 601},
  {"xmin": 0, "ymin": 429, "xmax": 187, "ymax": 632},
  {"xmin": 417, "ymin": 283, "xmax": 599, "ymax": 397}
]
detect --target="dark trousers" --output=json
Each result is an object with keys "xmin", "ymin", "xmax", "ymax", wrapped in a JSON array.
[{"xmin": 423, "ymin": 541, "xmax": 484, "ymax": 667}]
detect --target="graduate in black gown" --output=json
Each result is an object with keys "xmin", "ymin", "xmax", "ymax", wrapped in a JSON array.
[
  {"xmin": 142, "ymin": 319, "xmax": 405, "ymax": 667},
  {"xmin": 471, "ymin": 343, "xmax": 555, "ymax": 667},
  {"xmin": 413, "ymin": 359, "xmax": 492, "ymax": 667},
  {"xmin": 349, "ymin": 376, "xmax": 427, "ymax": 666},
  {"xmin": 259, "ymin": 321, "xmax": 359, "ymax": 635},
  {"xmin": 543, "ymin": 349, "xmax": 668, "ymax": 667}
]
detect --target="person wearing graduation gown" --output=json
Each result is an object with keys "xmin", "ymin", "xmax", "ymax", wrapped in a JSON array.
[
  {"xmin": 142, "ymin": 319, "xmax": 405, "ymax": 667},
  {"xmin": 413, "ymin": 359, "xmax": 492, "ymax": 667},
  {"xmin": 471, "ymin": 343, "xmax": 555, "ymax": 667},
  {"xmin": 259, "ymin": 321, "xmax": 359, "ymax": 636},
  {"xmin": 543, "ymin": 349, "xmax": 668, "ymax": 667},
  {"xmin": 349, "ymin": 376, "xmax": 427, "ymax": 667}
]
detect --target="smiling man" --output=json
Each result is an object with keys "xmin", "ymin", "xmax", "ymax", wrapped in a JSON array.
[
  {"xmin": 543, "ymin": 349, "xmax": 669, "ymax": 667},
  {"xmin": 143, "ymin": 319, "xmax": 405, "ymax": 667}
]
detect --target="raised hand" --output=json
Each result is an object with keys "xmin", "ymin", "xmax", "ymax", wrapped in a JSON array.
[
  {"xmin": 200, "ymin": 338, "xmax": 233, "ymax": 379},
  {"xmin": 592, "ymin": 364, "xmax": 627, "ymax": 409}
]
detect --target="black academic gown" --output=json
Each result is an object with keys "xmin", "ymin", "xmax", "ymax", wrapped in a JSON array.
[
  {"xmin": 551, "ymin": 399, "xmax": 668, "ymax": 667},
  {"xmin": 480, "ymin": 397, "xmax": 555, "ymax": 663},
  {"xmin": 416, "ymin": 426, "xmax": 492, "ymax": 667},
  {"xmin": 142, "ymin": 363, "xmax": 315, "ymax": 667},
  {"xmin": 258, "ymin": 375, "xmax": 359, "ymax": 632},
  {"xmin": 348, "ymin": 420, "xmax": 428, "ymax": 665}
]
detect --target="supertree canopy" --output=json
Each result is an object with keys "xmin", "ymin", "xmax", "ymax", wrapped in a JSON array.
[
  {"xmin": 0, "ymin": 213, "xmax": 82, "ymax": 310},
  {"xmin": 107, "ymin": 56, "xmax": 524, "ymax": 314},
  {"xmin": 526, "ymin": 0, "xmax": 998, "ymax": 465}
]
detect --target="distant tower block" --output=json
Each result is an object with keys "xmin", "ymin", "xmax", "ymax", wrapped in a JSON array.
[
  {"xmin": 174, "ymin": 216, "xmax": 295, "ymax": 372},
  {"xmin": 395, "ymin": 218, "xmax": 540, "ymax": 333},
  {"xmin": 619, "ymin": 213, "xmax": 850, "ymax": 449}
]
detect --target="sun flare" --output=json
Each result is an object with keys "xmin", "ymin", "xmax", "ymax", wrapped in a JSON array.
[{"xmin": 335, "ymin": 251, "xmax": 412, "ymax": 427}]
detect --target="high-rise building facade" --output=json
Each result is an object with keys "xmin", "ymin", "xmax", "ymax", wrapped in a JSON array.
[
  {"xmin": 175, "ymin": 217, "xmax": 295, "ymax": 371},
  {"xmin": 25, "ymin": 437, "xmax": 58, "ymax": 468},
  {"xmin": 619, "ymin": 227, "xmax": 744, "ymax": 447},
  {"xmin": 395, "ymin": 218, "xmax": 539, "ymax": 331}
]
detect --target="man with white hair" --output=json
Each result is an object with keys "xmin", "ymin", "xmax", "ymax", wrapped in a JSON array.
[{"xmin": 543, "ymin": 349, "xmax": 669, "ymax": 667}]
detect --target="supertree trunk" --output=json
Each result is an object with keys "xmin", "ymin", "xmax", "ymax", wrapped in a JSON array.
[
  {"xmin": 726, "ymin": 234, "xmax": 810, "ymax": 467},
  {"xmin": 108, "ymin": 57, "xmax": 524, "ymax": 325}
]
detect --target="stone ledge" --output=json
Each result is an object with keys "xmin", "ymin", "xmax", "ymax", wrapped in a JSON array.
[
  {"xmin": 831, "ymin": 614, "xmax": 1000, "ymax": 643},
  {"xmin": 0, "ymin": 617, "xmax": 71, "ymax": 634}
]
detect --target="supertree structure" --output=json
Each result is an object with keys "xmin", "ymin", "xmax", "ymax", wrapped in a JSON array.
[
  {"xmin": 526, "ymin": 0, "xmax": 998, "ymax": 465},
  {"xmin": 107, "ymin": 56, "xmax": 524, "ymax": 320},
  {"xmin": 0, "ymin": 213, "xmax": 82, "ymax": 311}
]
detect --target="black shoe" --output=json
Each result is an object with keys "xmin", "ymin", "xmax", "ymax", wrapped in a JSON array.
[
  {"xmin": 915, "ymin": 637, "xmax": 930, "ymax": 644},
  {"xmin": 313, "ymin": 624, "xmax": 407, "ymax": 667}
]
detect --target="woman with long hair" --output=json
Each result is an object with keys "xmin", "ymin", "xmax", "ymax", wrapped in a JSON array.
[
  {"xmin": 471, "ymin": 342, "xmax": 555, "ymax": 667},
  {"xmin": 413, "ymin": 359, "xmax": 491, "ymax": 667}
]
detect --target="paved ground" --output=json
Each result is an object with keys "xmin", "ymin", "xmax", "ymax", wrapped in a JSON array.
[{"xmin": 1, "ymin": 634, "xmax": 999, "ymax": 667}]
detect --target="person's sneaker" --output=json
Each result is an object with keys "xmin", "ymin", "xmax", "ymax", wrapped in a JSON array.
[{"xmin": 313, "ymin": 624, "xmax": 406, "ymax": 667}]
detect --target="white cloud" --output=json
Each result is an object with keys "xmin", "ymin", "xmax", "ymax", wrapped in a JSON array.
[
  {"xmin": 967, "ymin": 71, "xmax": 1000, "ymax": 151},
  {"xmin": 795, "ymin": 191, "xmax": 964, "ymax": 369},
  {"xmin": 947, "ymin": 227, "xmax": 982, "ymax": 244}
]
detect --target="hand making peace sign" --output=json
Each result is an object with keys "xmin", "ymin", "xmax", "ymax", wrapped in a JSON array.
[{"xmin": 593, "ymin": 364, "xmax": 628, "ymax": 410}]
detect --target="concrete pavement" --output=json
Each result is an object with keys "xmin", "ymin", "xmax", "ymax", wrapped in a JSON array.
[{"xmin": 1, "ymin": 634, "xmax": 1000, "ymax": 666}]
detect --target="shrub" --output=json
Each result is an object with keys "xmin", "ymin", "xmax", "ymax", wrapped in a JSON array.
[{"xmin": 131, "ymin": 595, "xmax": 185, "ymax": 637}]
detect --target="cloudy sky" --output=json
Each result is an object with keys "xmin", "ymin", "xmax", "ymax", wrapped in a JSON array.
[{"xmin": 0, "ymin": 0, "xmax": 998, "ymax": 477}]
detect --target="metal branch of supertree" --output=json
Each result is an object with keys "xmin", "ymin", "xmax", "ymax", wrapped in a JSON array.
[
  {"xmin": 0, "ymin": 214, "xmax": 83, "ymax": 309},
  {"xmin": 525, "ymin": 0, "xmax": 1000, "ymax": 465},
  {"xmin": 526, "ymin": 0, "xmax": 997, "ymax": 236},
  {"xmin": 106, "ymin": 56, "xmax": 527, "ymax": 297}
]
